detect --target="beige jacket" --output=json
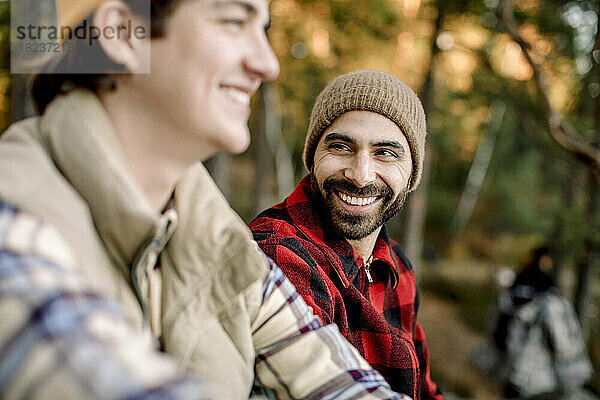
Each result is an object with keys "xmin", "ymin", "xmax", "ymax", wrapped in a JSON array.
[{"xmin": 0, "ymin": 90, "xmax": 406, "ymax": 400}]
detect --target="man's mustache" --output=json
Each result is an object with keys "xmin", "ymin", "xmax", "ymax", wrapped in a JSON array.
[{"xmin": 322, "ymin": 177, "xmax": 393, "ymax": 200}]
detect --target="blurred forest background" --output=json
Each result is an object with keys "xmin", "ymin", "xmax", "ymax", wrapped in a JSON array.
[{"xmin": 1, "ymin": 0, "xmax": 599, "ymax": 398}]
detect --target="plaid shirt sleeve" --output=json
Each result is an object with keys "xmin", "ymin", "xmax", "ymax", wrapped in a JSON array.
[
  {"xmin": 252, "ymin": 257, "xmax": 412, "ymax": 400},
  {"xmin": 0, "ymin": 201, "xmax": 210, "ymax": 400}
]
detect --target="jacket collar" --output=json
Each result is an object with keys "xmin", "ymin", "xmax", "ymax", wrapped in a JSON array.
[
  {"xmin": 286, "ymin": 174, "xmax": 399, "ymax": 288},
  {"xmin": 39, "ymin": 89, "xmax": 267, "ymax": 324},
  {"xmin": 40, "ymin": 89, "xmax": 161, "ymax": 276}
]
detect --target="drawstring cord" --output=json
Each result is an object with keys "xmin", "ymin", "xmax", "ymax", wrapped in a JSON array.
[{"xmin": 131, "ymin": 208, "xmax": 178, "ymax": 335}]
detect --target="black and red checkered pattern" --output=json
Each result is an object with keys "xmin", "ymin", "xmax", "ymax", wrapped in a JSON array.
[{"xmin": 250, "ymin": 175, "xmax": 443, "ymax": 400}]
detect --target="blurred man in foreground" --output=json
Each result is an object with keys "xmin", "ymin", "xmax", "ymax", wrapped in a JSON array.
[
  {"xmin": 251, "ymin": 70, "xmax": 442, "ymax": 399},
  {"xmin": 0, "ymin": 1, "xmax": 410, "ymax": 398}
]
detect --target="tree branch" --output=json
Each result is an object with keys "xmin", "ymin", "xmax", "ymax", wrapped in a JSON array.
[{"xmin": 495, "ymin": 0, "xmax": 600, "ymax": 184}]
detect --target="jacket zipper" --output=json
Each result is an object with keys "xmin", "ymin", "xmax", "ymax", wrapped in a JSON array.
[{"xmin": 365, "ymin": 255, "xmax": 374, "ymax": 283}]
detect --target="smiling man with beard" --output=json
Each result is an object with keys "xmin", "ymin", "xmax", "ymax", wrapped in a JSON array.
[{"xmin": 250, "ymin": 70, "xmax": 443, "ymax": 400}]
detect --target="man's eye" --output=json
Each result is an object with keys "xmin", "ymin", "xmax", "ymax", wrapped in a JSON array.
[
  {"xmin": 222, "ymin": 18, "xmax": 245, "ymax": 27},
  {"xmin": 219, "ymin": 16, "xmax": 248, "ymax": 29},
  {"xmin": 375, "ymin": 149, "xmax": 398, "ymax": 158},
  {"xmin": 329, "ymin": 143, "xmax": 351, "ymax": 152},
  {"xmin": 226, "ymin": 19, "xmax": 245, "ymax": 25}
]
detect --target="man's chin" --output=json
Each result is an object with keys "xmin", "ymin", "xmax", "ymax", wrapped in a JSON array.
[
  {"xmin": 333, "ymin": 226, "xmax": 377, "ymax": 240},
  {"xmin": 327, "ymin": 193, "xmax": 405, "ymax": 240},
  {"xmin": 224, "ymin": 132, "xmax": 250, "ymax": 154},
  {"xmin": 329, "ymin": 210, "xmax": 381, "ymax": 240}
]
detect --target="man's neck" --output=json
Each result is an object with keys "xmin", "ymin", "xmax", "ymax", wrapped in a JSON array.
[
  {"xmin": 99, "ymin": 86, "xmax": 214, "ymax": 211},
  {"xmin": 347, "ymin": 226, "xmax": 382, "ymax": 264}
]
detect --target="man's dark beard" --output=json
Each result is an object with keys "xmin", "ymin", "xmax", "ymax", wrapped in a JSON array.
[{"xmin": 310, "ymin": 174, "xmax": 407, "ymax": 240}]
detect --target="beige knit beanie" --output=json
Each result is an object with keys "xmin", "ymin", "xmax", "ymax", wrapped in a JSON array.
[{"xmin": 303, "ymin": 70, "xmax": 427, "ymax": 192}]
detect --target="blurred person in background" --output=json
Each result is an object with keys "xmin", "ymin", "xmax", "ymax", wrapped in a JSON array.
[
  {"xmin": 0, "ymin": 1, "xmax": 412, "ymax": 399},
  {"xmin": 492, "ymin": 246, "xmax": 593, "ymax": 399},
  {"xmin": 250, "ymin": 70, "xmax": 442, "ymax": 400}
]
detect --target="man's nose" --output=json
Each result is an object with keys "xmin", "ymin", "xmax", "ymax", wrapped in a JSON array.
[
  {"xmin": 244, "ymin": 29, "xmax": 280, "ymax": 82},
  {"xmin": 343, "ymin": 152, "xmax": 376, "ymax": 188}
]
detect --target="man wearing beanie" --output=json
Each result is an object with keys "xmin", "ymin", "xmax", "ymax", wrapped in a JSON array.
[
  {"xmin": 251, "ymin": 70, "xmax": 442, "ymax": 400},
  {"xmin": 0, "ymin": 2, "xmax": 410, "ymax": 398}
]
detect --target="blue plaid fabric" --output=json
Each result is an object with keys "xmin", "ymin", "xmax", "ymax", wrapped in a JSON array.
[
  {"xmin": 255, "ymin": 258, "xmax": 411, "ymax": 399},
  {"xmin": 0, "ymin": 200, "xmax": 411, "ymax": 399},
  {"xmin": 0, "ymin": 201, "xmax": 208, "ymax": 400}
]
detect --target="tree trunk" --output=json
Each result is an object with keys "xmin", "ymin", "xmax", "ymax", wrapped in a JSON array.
[
  {"xmin": 204, "ymin": 153, "xmax": 231, "ymax": 199},
  {"xmin": 573, "ymin": 24, "xmax": 600, "ymax": 339},
  {"xmin": 254, "ymin": 84, "xmax": 273, "ymax": 215},
  {"xmin": 263, "ymin": 84, "xmax": 294, "ymax": 200},
  {"xmin": 254, "ymin": 82, "xmax": 295, "ymax": 216},
  {"xmin": 403, "ymin": 3, "xmax": 445, "ymax": 265},
  {"xmin": 574, "ymin": 245, "xmax": 598, "ymax": 342},
  {"xmin": 573, "ymin": 18, "xmax": 600, "ymax": 341},
  {"xmin": 448, "ymin": 101, "xmax": 505, "ymax": 236}
]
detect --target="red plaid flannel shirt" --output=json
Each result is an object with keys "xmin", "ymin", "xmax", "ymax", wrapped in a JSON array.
[{"xmin": 250, "ymin": 175, "xmax": 443, "ymax": 400}]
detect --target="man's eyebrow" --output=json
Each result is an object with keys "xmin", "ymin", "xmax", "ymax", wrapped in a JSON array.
[
  {"xmin": 211, "ymin": 0, "xmax": 258, "ymax": 15},
  {"xmin": 372, "ymin": 140, "xmax": 406, "ymax": 153},
  {"xmin": 323, "ymin": 133, "xmax": 406, "ymax": 154},
  {"xmin": 323, "ymin": 132, "xmax": 355, "ymax": 145},
  {"xmin": 211, "ymin": 0, "xmax": 272, "ymax": 31}
]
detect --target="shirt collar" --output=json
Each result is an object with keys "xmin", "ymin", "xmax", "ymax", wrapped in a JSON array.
[{"xmin": 40, "ymin": 89, "xmax": 161, "ymax": 276}]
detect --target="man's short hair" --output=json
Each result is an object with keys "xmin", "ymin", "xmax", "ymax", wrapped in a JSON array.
[{"xmin": 32, "ymin": 0, "xmax": 182, "ymax": 113}]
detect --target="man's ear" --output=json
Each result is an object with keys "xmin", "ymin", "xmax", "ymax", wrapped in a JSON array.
[{"xmin": 93, "ymin": 0, "xmax": 148, "ymax": 73}]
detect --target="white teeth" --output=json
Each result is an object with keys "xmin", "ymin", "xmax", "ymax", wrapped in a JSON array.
[
  {"xmin": 338, "ymin": 192, "xmax": 376, "ymax": 206},
  {"xmin": 222, "ymin": 87, "xmax": 250, "ymax": 105}
]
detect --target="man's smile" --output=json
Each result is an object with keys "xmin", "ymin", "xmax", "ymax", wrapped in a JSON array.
[
  {"xmin": 220, "ymin": 86, "xmax": 251, "ymax": 105},
  {"xmin": 336, "ymin": 190, "xmax": 379, "ymax": 207}
]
